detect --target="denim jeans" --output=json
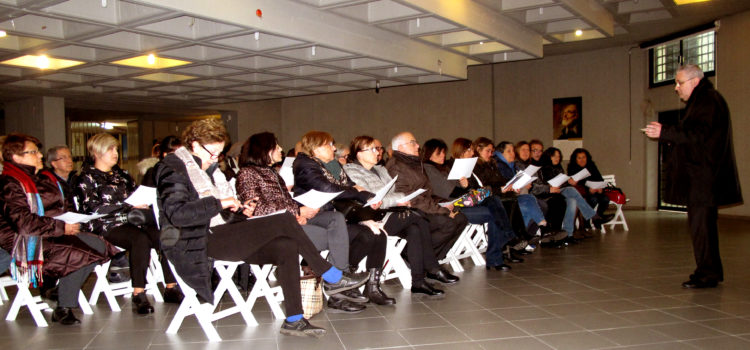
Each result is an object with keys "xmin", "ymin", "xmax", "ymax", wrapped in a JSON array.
[
  {"xmin": 460, "ymin": 205, "xmax": 511, "ymax": 266},
  {"xmin": 517, "ymin": 194, "xmax": 546, "ymax": 228},
  {"xmin": 0, "ymin": 248, "xmax": 10, "ymax": 275},
  {"xmin": 561, "ymin": 187, "xmax": 596, "ymax": 235}
]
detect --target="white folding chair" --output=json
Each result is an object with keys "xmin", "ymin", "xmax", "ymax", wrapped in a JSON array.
[
  {"xmin": 0, "ymin": 275, "xmax": 14, "ymax": 305},
  {"xmin": 380, "ymin": 236, "xmax": 411, "ymax": 289},
  {"xmin": 439, "ymin": 223, "xmax": 486, "ymax": 272},
  {"xmin": 165, "ymin": 260, "xmax": 255, "ymax": 342},
  {"xmin": 472, "ymin": 223, "xmax": 489, "ymax": 253},
  {"xmin": 245, "ymin": 264, "xmax": 285, "ymax": 320},
  {"xmin": 601, "ymin": 174, "xmax": 629, "ymax": 231},
  {"xmin": 87, "ymin": 249, "xmax": 164, "ymax": 311},
  {"xmin": 4, "ymin": 276, "xmax": 91, "ymax": 327}
]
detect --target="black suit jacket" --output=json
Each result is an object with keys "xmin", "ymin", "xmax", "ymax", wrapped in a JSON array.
[{"xmin": 660, "ymin": 78, "xmax": 742, "ymax": 206}]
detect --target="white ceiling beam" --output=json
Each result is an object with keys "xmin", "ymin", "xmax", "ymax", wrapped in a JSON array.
[
  {"xmin": 130, "ymin": 0, "xmax": 468, "ymax": 78},
  {"xmin": 396, "ymin": 0, "xmax": 543, "ymax": 57},
  {"xmin": 559, "ymin": 0, "xmax": 615, "ymax": 36}
]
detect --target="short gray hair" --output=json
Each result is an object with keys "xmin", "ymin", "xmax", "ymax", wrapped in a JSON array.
[
  {"xmin": 391, "ymin": 132, "xmax": 410, "ymax": 151},
  {"xmin": 47, "ymin": 145, "xmax": 70, "ymax": 167},
  {"xmin": 677, "ymin": 64, "xmax": 704, "ymax": 80}
]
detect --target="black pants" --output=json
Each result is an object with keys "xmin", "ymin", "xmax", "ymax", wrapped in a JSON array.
[
  {"xmin": 103, "ymin": 224, "xmax": 176, "ymax": 288},
  {"xmin": 207, "ymin": 214, "xmax": 332, "ymax": 317},
  {"xmin": 424, "ymin": 212, "xmax": 467, "ymax": 261},
  {"xmin": 384, "ymin": 211, "xmax": 439, "ymax": 282},
  {"xmin": 687, "ymin": 205, "xmax": 723, "ymax": 283},
  {"xmin": 347, "ymin": 223, "xmax": 387, "ymax": 269},
  {"xmin": 586, "ymin": 192, "xmax": 610, "ymax": 216}
]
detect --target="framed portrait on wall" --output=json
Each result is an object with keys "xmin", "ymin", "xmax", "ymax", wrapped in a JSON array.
[{"xmin": 553, "ymin": 97, "xmax": 582, "ymax": 140}]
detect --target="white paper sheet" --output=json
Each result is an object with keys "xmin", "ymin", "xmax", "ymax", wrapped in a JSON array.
[
  {"xmin": 447, "ymin": 157, "xmax": 478, "ymax": 180},
  {"xmin": 547, "ymin": 173, "xmax": 570, "ymax": 187},
  {"xmin": 365, "ymin": 175, "xmax": 398, "ymax": 206},
  {"xmin": 523, "ymin": 165, "xmax": 540, "ymax": 176},
  {"xmin": 438, "ymin": 200, "xmax": 456, "ymax": 207},
  {"xmin": 395, "ymin": 188, "xmax": 426, "ymax": 204},
  {"xmin": 125, "ymin": 186, "xmax": 157, "ymax": 207},
  {"xmin": 571, "ymin": 168, "xmax": 591, "ymax": 182},
  {"xmin": 248, "ymin": 209, "xmax": 287, "ymax": 220},
  {"xmin": 54, "ymin": 212, "xmax": 107, "ymax": 224},
  {"xmin": 502, "ymin": 171, "xmax": 538, "ymax": 191},
  {"xmin": 293, "ymin": 189, "xmax": 343, "ymax": 209},
  {"xmin": 279, "ymin": 157, "xmax": 295, "ymax": 186},
  {"xmin": 586, "ymin": 181, "xmax": 606, "ymax": 189},
  {"xmin": 473, "ymin": 173, "xmax": 484, "ymax": 187}
]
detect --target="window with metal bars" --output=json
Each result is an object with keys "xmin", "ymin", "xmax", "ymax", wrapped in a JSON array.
[{"xmin": 650, "ymin": 31, "xmax": 715, "ymax": 87}]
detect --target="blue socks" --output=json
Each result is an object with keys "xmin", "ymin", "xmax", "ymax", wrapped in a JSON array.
[
  {"xmin": 286, "ymin": 314, "xmax": 303, "ymax": 322},
  {"xmin": 321, "ymin": 267, "xmax": 342, "ymax": 283}
]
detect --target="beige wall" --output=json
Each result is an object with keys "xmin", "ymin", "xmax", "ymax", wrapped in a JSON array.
[{"xmin": 215, "ymin": 10, "xmax": 750, "ymax": 217}]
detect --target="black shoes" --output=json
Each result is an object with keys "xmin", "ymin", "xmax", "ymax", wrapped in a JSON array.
[
  {"xmin": 280, "ymin": 318, "xmax": 327, "ymax": 338},
  {"xmin": 504, "ymin": 251, "xmax": 524, "ymax": 263},
  {"xmin": 592, "ymin": 214, "xmax": 615, "ymax": 229},
  {"xmin": 338, "ymin": 287, "xmax": 369, "ymax": 303},
  {"xmin": 323, "ymin": 273, "xmax": 369, "ymax": 295},
  {"xmin": 425, "ymin": 269, "xmax": 460, "ymax": 285},
  {"xmin": 411, "ymin": 280, "xmax": 444, "ymax": 296},
  {"xmin": 51, "ymin": 307, "xmax": 80, "ymax": 325},
  {"xmin": 132, "ymin": 292, "xmax": 154, "ymax": 314},
  {"xmin": 327, "ymin": 293, "xmax": 366, "ymax": 313},
  {"xmin": 681, "ymin": 279, "xmax": 718, "ymax": 289},
  {"xmin": 364, "ymin": 268, "xmax": 396, "ymax": 305},
  {"xmin": 163, "ymin": 287, "xmax": 184, "ymax": 304},
  {"xmin": 486, "ymin": 264, "xmax": 512, "ymax": 271}
]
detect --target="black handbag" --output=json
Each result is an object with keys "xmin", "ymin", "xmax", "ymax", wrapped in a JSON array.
[
  {"xmin": 331, "ymin": 199, "xmax": 387, "ymax": 223},
  {"xmin": 126, "ymin": 208, "xmax": 157, "ymax": 227},
  {"xmin": 220, "ymin": 208, "xmax": 249, "ymax": 224}
]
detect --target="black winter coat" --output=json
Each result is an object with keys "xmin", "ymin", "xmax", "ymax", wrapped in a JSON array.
[
  {"xmin": 154, "ymin": 153, "xmax": 223, "ymax": 302},
  {"xmin": 74, "ymin": 163, "xmax": 136, "ymax": 234},
  {"xmin": 660, "ymin": 78, "xmax": 742, "ymax": 206},
  {"xmin": 292, "ymin": 153, "xmax": 372, "ymax": 210}
]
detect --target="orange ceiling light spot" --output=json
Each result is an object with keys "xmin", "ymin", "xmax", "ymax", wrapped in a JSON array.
[
  {"xmin": 111, "ymin": 54, "xmax": 190, "ymax": 69},
  {"xmin": 1, "ymin": 54, "xmax": 85, "ymax": 70},
  {"xmin": 674, "ymin": 0, "xmax": 711, "ymax": 5},
  {"xmin": 134, "ymin": 72, "xmax": 197, "ymax": 83}
]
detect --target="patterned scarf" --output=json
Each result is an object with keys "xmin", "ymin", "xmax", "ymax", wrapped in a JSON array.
[
  {"xmin": 173, "ymin": 147, "xmax": 235, "ymax": 227},
  {"xmin": 2, "ymin": 162, "xmax": 60, "ymax": 287}
]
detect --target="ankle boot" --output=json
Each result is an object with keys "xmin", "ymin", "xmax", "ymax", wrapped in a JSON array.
[{"xmin": 363, "ymin": 268, "xmax": 395, "ymax": 305}]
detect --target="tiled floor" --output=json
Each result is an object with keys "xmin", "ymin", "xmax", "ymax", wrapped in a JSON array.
[{"xmin": 2, "ymin": 210, "xmax": 750, "ymax": 349}]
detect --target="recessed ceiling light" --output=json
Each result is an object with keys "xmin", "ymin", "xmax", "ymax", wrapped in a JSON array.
[
  {"xmin": 0, "ymin": 30, "xmax": 7, "ymax": 38},
  {"xmin": 674, "ymin": 0, "xmax": 711, "ymax": 5},
  {"xmin": 1, "ymin": 54, "xmax": 85, "ymax": 70},
  {"xmin": 111, "ymin": 54, "xmax": 190, "ymax": 69},
  {"xmin": 134, "ymin": 72, "xmax": 197, "ymax": 83},
  {"xmin": 575, "ymin": 29, "xmax": 583, "ymax": 36}
]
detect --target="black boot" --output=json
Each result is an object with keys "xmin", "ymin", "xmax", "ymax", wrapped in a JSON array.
[
  {"xmin": 51, "ymin": 307, "xmax": 80, "ymax": 325},
  {"xmin": 364, "ymin": 268, "xmax": 395, "ymax": 305},
  {"xmin": 132, "ymin": 292, "xmax": 154, "ymax": 314}
]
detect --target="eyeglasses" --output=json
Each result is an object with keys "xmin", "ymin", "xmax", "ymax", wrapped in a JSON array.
[
  {"xmin": 531, "ymin": 149, "xmax": 543, "ymax": 153},
  {"xmin": 675, "ymin": 77, "xmax": 694, "ymax": 87},
  {"xmin": 19, "ymin": 149, "xmax": 40, "ymax": 156},
  {"xmin": 200, "ymin": 144, "xmax": 220, "ymax": 159},
  {"xmin": 359, "ymin": 147, "xmax": 379, "ymax": 154},
  {"xmin": 52, "ymin": 155, "xmax": 72, "ymax": 161},
  {"xmin": 400, "ymin": 140, "xmax": 418, "ymax": 148}
]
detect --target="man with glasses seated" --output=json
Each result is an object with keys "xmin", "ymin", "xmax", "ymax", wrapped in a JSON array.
[{"xmin": 385, "ymin": 132, "xmax": 468, "ymax": 264}]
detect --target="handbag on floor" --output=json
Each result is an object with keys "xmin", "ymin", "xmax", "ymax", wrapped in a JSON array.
[{"xmin": 300, "ymin": 267, "xmax": 323, "ymax": 319}]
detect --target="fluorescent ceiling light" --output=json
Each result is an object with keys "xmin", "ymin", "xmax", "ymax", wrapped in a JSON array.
[
  {"xmin": 111, "ymin": 54, "xmax": 191, "ymax": 69},
  {"xmin": 1, "ymin": 54, "xmax": 85, "ymax": 70},
  {"xmin": 0, "ymin": 30, "xmax": 7, "ymax": 38},
  {"xmin": 133, "ymin": 72, "xmax": 197, "ymax": 82},
  {"xmin": 674, "ymin": 0, "xmax": 711, "ymax": 5}
]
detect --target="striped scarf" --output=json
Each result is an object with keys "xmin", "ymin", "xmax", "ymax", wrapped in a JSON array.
[{"xmin": 2, "ymin": 163, "xmax": 61, "ymax": 287}]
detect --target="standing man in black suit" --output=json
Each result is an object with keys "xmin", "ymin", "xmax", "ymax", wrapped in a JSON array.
[{"xmin": 645, "ymin": 64, "xmax": 742, "ymax": 288}]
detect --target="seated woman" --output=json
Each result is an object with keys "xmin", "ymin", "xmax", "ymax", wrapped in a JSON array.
[
  {"xmin": 236, "ymin": 132, "xmax": 367, "ymax": 313},
  {"xmin": 154, "ymin": 120, "xmax": 367, "ymax": 337},
  {"xmin": 567, "ymin": 148, "xmax": 613, "ymax": 229},
  {"xmin": 537, "ymin": 148, "xmax": 609, "ymax": 243},
  {"xmin": 474, "ymin": 138, "xmax": 548, "ymax": 251},
  {"xmin": 141, "ymin": 135, "xmax": 181, "ymax": 187},
  {"xmin": 0, "ymin": 133, "xmax": 116, "ymax": 325},
  {"xmin": 344, "ymin": 136, "xmax": 457, "ymax": 295},
  {"xmin": 421, "ymin": 138, "xmax": 515, "ymax": 271},
  {"xmin": 292, "ymin": 131, "xmax": 394, "ymax": 305},
  {"xmin": 75, "ymin": 133, "xmax": 182, "ymax": 314}
]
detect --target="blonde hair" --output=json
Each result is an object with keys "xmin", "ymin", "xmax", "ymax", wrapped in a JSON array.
[
  {"xmin": 87, "ymin": 133, "xmax": 119, "ymax": 159},
  {"xmin": 182, "ymin": 119, "xmax": 229, "ymax": 151},
  {"xmin": 299, "ymin": 131, "xmax": 333, "ymax": 156}
]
